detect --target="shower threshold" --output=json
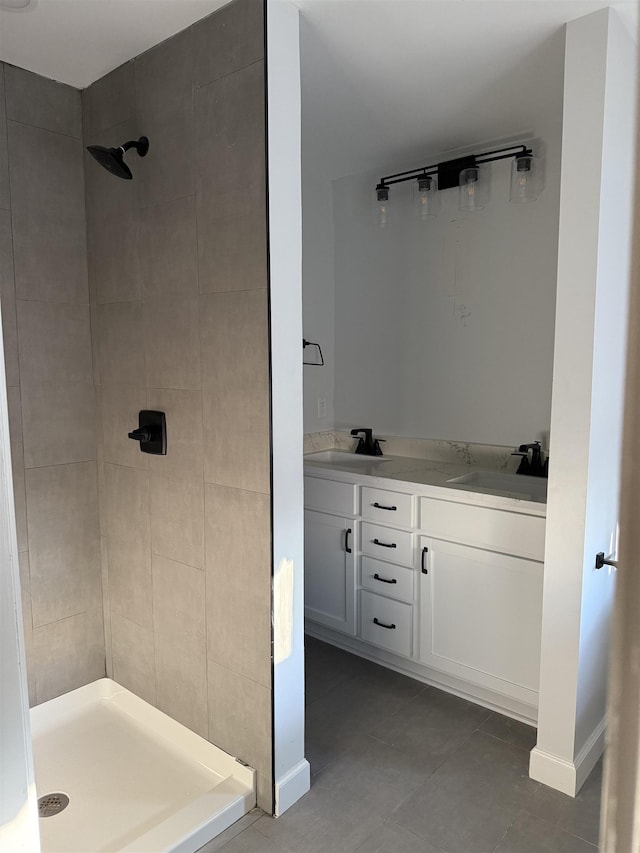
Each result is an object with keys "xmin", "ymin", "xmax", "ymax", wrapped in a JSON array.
[{"xmin": 30, "ymin": 678, "xmax": 255, "ymax": 853}]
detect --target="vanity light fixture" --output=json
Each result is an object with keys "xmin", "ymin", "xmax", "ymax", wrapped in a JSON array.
[{"xmin": 375, "ymin": 143, "xmax": 537, "ymax": 225}]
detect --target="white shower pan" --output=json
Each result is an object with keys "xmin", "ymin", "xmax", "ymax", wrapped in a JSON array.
[{"xmin": 30, "ymin": 679, "xmax": 255, "ymax": 853}]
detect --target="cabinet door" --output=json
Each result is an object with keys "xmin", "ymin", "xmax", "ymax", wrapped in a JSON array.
[
  {"xmin": 304, "ymin": 510, "xmax": 356, "ymax": 635},
  {"xmin": 419, "ymin": 537, "xmax": 543, "ymax": 705}
]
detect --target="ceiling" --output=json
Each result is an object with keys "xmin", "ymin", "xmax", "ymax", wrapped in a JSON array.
[
  {"xmin": 295, "ymin": 0, "xmax": 639, "ymax": 179},
  {"xmin": 0, "ymin": 0, "xmax": 230, "ymax": 89},
  {"xmin": 0, "ymin": 0, "xmax": 637, "ymax": 181}
]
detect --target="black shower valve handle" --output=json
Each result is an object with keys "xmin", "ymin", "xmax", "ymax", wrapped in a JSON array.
[
  {"xmin": 128, "ymin": 411, "xmax": 167, "ymax": 455},
  {"xmin": 128, "ymin": 427, "xmax": 152, "ymax": 443}
]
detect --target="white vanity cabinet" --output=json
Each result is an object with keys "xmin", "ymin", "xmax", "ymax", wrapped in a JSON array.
[
  {"xmin": 419, "ymin": 537, "xmax": 543, "ymax": 707},
  {"xmin": 417, "ymin": 495, "xmax": 544, "ymax": 705},
  {"xmin": 304, "ymin": 477, "xmax": 358, "ymax": 635},
  {"xmin": 303, "ymin": 465, "xmax": 546, "ymax": 721}
]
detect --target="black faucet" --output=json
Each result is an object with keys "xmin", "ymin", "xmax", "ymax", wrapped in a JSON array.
[
  {"xmin": 512, "ymin": 441, "xmax": 548, "ymax": 477},
  {"xmin": 351, "ymin": 428, "xmax": 384, "ymax": 457}
]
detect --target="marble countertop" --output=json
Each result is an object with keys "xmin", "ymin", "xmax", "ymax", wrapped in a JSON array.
[{"xmin": 304, "ymin": 451, "xmax": 547, "ymax": 516}]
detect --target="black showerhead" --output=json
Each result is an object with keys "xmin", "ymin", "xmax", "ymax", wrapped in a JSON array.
[{"xmin": 87, "ymin": 136, "xmax": 149, "ymax": 180}]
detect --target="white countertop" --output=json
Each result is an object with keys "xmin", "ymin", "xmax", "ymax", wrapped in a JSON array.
[{"xmin": 304, "ymin": 451, "xmax": 547, "ymax": 516}]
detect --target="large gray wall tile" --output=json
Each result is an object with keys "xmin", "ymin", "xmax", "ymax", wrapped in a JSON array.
[
  {"xmin": 17, "ymin": 300, "xmax": 92, "ymax": 385},
  {"xmin": 208, "ymin": 660, "xmax": 272, "ymax": 811},
  {"xmin": 82, "ymin": 62, "xmax": 135, "ymax": 139},
  {"xmin": 0, "ymin": 65, "xmax": 9, "ymax": 210},
  {"xmin": 205, "ymin": 482, "xmax": 271, "ymax": 687},
  {"xmin": 97, "ymin": 301, "xmax": 144, "ymax": 385},
  {"xmin": 0, "ymin": 208, "xmax": 19, "ymax": 387},
  {"xmin": 139, "ymin": 195, "xmax": 198, "ymax": 300},
  {"xmin": 193, "ymin": 0, "xmax": 264, "ymax": 87},
  {"xmin": 195, "ymin": 61, "xmax": 266, "ymax": 294},
  {"xmin": 146, "ymin": 388, "xmax": 203, "ymax": 481},
  {"xmin": 33, "ymin": 608, "xmax": 105, "ymax": 704},
  {"xmin": 153, "ymin": 554, "xmax": 207, "ymax": 737},
  {"xmin": 18, "ymin": 551, "xmax": 37, "ymax": 706},
  {"xmin": 104, "ymin": 463, "xmax": 152, "ymax": 629},
  {"xmin": 7, "ymin": 385, "xmax": 27, "ymax": 552},
  {"xmin": 135, "ymin": 30, "xmax": 195, "ymax": 208},
  {"xmin": 136, "ymin": 96, "xmax": 194, "ymax": 208},
  {"xmin": 144, "ymin": 294, "xmax": 201, "ymax": 390},
  {"xmin": 201, "ymin": 290, "xmax": 270, "ymax": 493},
  {"xmin": 4, "ymin": 65, "xmax": 82, "ymax": 138},
  {"xmin": 150, "ymin": 473, "xmax": 204, "ymax": 569},
  {"xmin": 111, "ymin": 610, "xmax": 156, "ymax": 705},
  {"xmin": 135, "ymin": 27, "xmax": 193, "ymax": 116},
  {"xmin": 101, "ymin": 536, "xmax": 112, "ymax": 678},
  {"xmin": 8, "ymin": 121, "xmax": 88, "ymax": 304},
  {"xmin": 100, "ymin": 383, "xmax": 148, "ymax": 469},
  {"xmin": 135, "ymin": 29, "xmax": 194, "ymax": 207},
  {"xmin": 21, "ymin": 380, "xmax": 96, "ymax": 468},
  {"xmin": 26, "ymin": 462, "xmax": 101, "ymax": 627},
  {"xmin": 107, "ymin": 534, "xmax": 153, "ymax": 630},
  {"xmin": 85, "ymin": 120, "xmax": 140, "ymax": 304}
]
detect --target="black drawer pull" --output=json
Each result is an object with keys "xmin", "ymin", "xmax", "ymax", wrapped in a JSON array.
[
  {"xmin": 373, "ymin": 573, "xmax": 397, "ymax": 585},
  {"xmin": 373, "ymin": 538, "xmax": 397, "ymax": 549},
  {"xmin": 373, "ymin": 617, "xmax": 396, "ymax": 630},
  {"xmin": 345, "ymin": 528, "xmax": 352, "ymax": 554},
  {"xmin": 422, "ymin": 546, "xmax": 429, "ymax": 574},
  {"xmin": 373, "ymin": 502, "xmax": 397, "ymax": 511}
]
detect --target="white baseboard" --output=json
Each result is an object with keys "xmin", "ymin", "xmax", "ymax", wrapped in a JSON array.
[
  {"xmin": 575, "ymin": 716, "xmax": 607, "ymax": 791},
  {"xmin": 274, "ymin": 759, "xmax": 310, "ymax": 817},
  {"xmin": 530, "ymin": 716, "xmax": 606, "ymax": 796}
]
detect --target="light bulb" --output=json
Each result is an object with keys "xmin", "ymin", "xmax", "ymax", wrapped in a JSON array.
[
  {"xmin": 413, "ymin": 175, "xmax": 439, "ymax": 219},
  {"xmin": 459, "ymin": 167, "xmax": 486, "ymax": 212},
  {"xmin": 375, "ymin": 184, "xmax": 390, "ymax": 228},
  {"xmin": 510, "ymin": 155, "xmax": 539, "ymax": 203}
]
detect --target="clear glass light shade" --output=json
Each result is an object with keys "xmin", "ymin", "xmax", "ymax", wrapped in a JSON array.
[
  {"xmin": 458, "ymin": 167, "xmax": 487, "ymax": 212},
  {"xmin": 510, "ymin": 155, "xmax": 539, "ymax": 203},
  {"xmin": 375, "ymin": 185, "xmax": 391, "ymax": 228},
  {"xmin": 413, "ymin": 175, "xmax": 439, "ymax": 219}
]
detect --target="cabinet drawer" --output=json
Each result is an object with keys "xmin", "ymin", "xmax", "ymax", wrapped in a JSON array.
[
  {"xmin": 361, "ymin": 522, "xmax": 413, "ymax": 566},
  {"xmin": 419, "ymin": 497, "xmax": 545, "ymax": 561},
  {"xmin": 305, "ymin": 476, "xmax": 357, "ymax": 515},
  {"xmin": 362, "ymin": 486, "xmax": 413, "ymax": 527},
  {"xmin": 360, "ymin": 590, "xmax": 413, "ymax": 657},
  {"xmin": 361, "ymin": 556, "xmax": 415, "ymax": 602}
]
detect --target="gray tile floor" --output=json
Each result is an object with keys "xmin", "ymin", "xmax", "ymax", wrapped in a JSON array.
[{"xmin": 210, "ymin": 637, "xmax": 602, "ymax": 853}]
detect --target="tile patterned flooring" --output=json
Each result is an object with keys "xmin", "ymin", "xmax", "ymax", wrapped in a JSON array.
[{"xmin": 209, "ymin": 637, "xmax": 602, "ymax": 853}]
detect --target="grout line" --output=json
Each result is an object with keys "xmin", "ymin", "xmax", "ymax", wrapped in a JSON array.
[
  {"xmin": 5, "ymin": 115, "xmax": 82, "ymax": 142},
  {"xmin": 194, "ymin": 56, "xmax": 265, "ymax": 93}
]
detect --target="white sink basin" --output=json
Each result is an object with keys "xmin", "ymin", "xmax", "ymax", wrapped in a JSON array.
[
  {"xmin": 305, "ymin": 450, "xmax": 391, "ymax": 470},
  {"xmin": 447, "ymin": 470, "xmax": 547, "ymax": 501}
]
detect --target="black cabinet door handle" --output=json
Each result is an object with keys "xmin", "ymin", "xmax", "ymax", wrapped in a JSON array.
[
  {"xmin": 345, "ymin": 528, "xmax": 352, "ymax": 554},
  {"xmin": 422, "ymin": 546, "xmax": 429, "ymax": 574},
  {"xmin": 373, "ymin": 617, "xmax": 396, "ymax": 630},
  {"xmin": 373, "ymin": 572, "xmax": 397, "ymax": 585},
  {"xmin": 373, "ymin": 538, "xmax": 397, "ymax": 549},
  {"xmin": 373, "ymin": 502, "xmax": 397, "ymax": 511}
]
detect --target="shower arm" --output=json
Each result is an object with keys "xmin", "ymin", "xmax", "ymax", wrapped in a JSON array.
[{"xmin": 121, "ymin": 138, "xmax": 149, "ymax": 157}]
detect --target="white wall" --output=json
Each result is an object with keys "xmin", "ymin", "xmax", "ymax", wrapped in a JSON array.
[
  {"xmin": 267, "ymin": 0, "xmax": 310, "ymax": 816},
  {"xmin": 300, "ymin": 12, "xmax": 335, "ymax": 436},
  {"xmin": 301, "ymin": 169, "xmax": 334, "ymax": 433},
  {"xmin": 320, "ymin": 29, "xmax": 565, "ymax": 446},
  {"xmin": 531, "ymin": 8, "xmax": 637, "ymax": 796}
]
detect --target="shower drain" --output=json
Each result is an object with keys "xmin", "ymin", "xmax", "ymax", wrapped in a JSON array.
[{"xmin": 38, "ymin": 793, "xmax": 69, "ymax": 817}]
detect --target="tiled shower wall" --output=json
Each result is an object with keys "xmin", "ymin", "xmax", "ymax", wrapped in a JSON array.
[
  {"xmin": 83, "ymin": 0, "xmax": 273, "ymax": 809},
  {"xmin": 0, "ymin": 64, "xmax": 104, "ymax": 706},
  {"xmin": 0, "ymin": 0, "xmax": 273, "ymax": 813}
]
